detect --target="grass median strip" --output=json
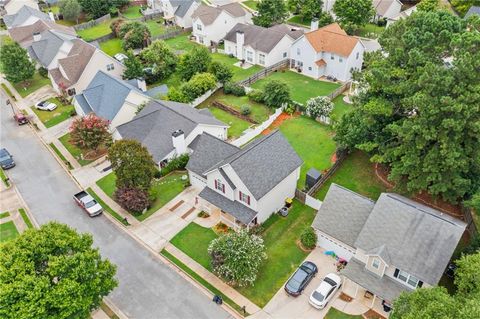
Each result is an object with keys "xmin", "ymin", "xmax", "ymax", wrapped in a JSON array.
[
  {"xmin": 0, "ymin": 167, "xmax": 10, "ymax": 187},
  {"xmin": 0, "ymin": 211, "xmax": 10, "ymax": 219},
  {"xmin": 1, "ymin": 83, "xmax": 16, "ymax": 100},
  {"xmin": 18, "ymin": 208, "xmax": 33, "ymax": 229},
  {"xmin": 160, "ymin": 249, "xmax": 249, "ymax": 316},
  {"xmin": 49, "ymin": 143, "xmax": 73, "ymax": 169},
  {"xmin": 86, "ymin": 187, "xmax": 129, "ymax": 226}
]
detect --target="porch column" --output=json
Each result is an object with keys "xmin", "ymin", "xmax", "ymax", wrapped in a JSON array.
[
  {"xmin": 370, "ymin": 294, "xmax": 376, "ymax": 308},
  {"xmin": 354, "ymin": 281, "xmax": 359, "ymax": 298}
]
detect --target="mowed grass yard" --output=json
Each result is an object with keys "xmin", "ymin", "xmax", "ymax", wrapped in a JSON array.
[
  {"xmin": 59, "ymin": 133, "xmax": 93, "ymax": 166},
  {"xmin": 97, "ymin": 171, "xmax": 187, "ymax": 221},
  {"xmin": 325, "ymin": 308, "xmax": 363, "ymax": 319},
  {"xmin": 251, "ymin": 70, "xmax": 340, "ymax": 105},
  {"xmin": 242, "ymin": 0, "xmax": 258, "ymax": 10},
  {"xmin": 331, "ymin": 95, "xmax": 354, "ymax": 121},
  {"xmin": 314, "ymin": 151, "xmax": 388, "ymax": 201},
  {"xmin": 31, "ymin": 97, "xmax": 74, "ymax": 128},
  {"xmin": 278, "ymin": 116, "xmax": 336, "ymax": 189},
  {"xmin": 209, "ymin": 108, "xmax": 251, "ymax": 138},
  {"xmin": 122, "ymin": 5, "xmax": 143, "ymax": 19},
  {"xmin": 287, "ymin": 15, "xmax": 311, "ymax": 27},
  {"xmin": 165, "ymin": 34, "xmax": 199, "ymax": 53},
  {"xmin": 13, "ymin": 72, "xmax": 51, "ymax": 98},
  {"xmin": 100, "ymin": 38, "xmax": 125, "ymax": 57},
  {"xmin": 211, "ymin": 53, "xmax": 263, "ymax": 82},
  {"xmin": 0, "ymin": 221, "xmax": 19, "ymax": 243},
  {"xmin": 77, "ymin": 20, "xmax": 112, "ymax": 41}
]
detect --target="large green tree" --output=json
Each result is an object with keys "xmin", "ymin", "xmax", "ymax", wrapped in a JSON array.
[
  {"xmin": 59, "ymin": 0, "xmax": 82, "ymax": 23},
  {"xmin": 333, "ymin": 0, "xmax": 374, "ymax": 33},
  {"xmin": 69, "ymin": 113, "xmax": 111, "ymax": 153},
  {"xmin": 335, "ymin": 11, "xmax": 480, "ymax": 203},
  {"xmin": 119, "ymin": 21, "xmax": 151, "ymax": 50},
  {"xmin": 0, "ymin": 41, "xmax": 35, "ymax": 84},
  {"xmin": 122, "ymin": 50, "xmax": 144, "ymax": 80},
  {"xmin": 140, "ymin": 40, "xmax": 178, "ymax": 81},
  {"xmin": 108, "ymin": 139, "xmax": 157, "ymax": 191},
  {"xmin": 78, "ymin": 0, "xmax": 110, "ymax": 18},
  {"xmin": 417, "ymin": 0, "xmax": 440, "ymax": 11},
  {"xmin": 253, "ymin": 0, "xmax": 288, "ymax": 27},
  {"xmin": 177, "ymin": 46, "xmax": 212, "ymax": 81},
  {"xmin": 0, "ymin": 222, "xmax": 117, "ymax": 319}
]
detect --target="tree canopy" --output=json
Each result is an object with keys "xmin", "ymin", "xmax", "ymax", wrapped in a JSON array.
[
  {"xmin": 59, "ymin": 0, "xmax": 82, "ymax": 23},
  {"xmin": 253, "ymin": 0, "xmax": 288, "ymax": 27},
  {"xmin": 333, "ymin": 0, "xmax": 374, "ymax": 33},
  {"xmin": 123, "ymin": 50, "xmax": 144, "ymax": 80},
  {"xmin": 177, "ymin": 46, "xmax": 212, "ymax": 81},
  {"xmin": 140, "ymin": 40, "xmax": 178, "ymax": 81},
  {"xmin": 0, "ymin": 222, "xmax": 117, "ymax": 319},
  {"xmin": 334, "ymin": 10, "xmax": 480, "ymax": 203},
  {"xmin": 69, "ymin": 114, "xmax": 111, "ymax": 152},
  {"xmin": 0, "ymin": 40, "xmax": 35, "ymax": 83}
]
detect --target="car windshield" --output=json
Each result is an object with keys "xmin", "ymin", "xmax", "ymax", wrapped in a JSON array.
[
  {"xmin": 39, "ymin": 101, "xmax": 46, "ymax": 106},
  {"xmin": 324, "ymin": 277, "xmax": 337, "ymax": 287},
  {"xmin": 312, "ymin": 291, "xmax": 325, "ymax": 302},
  {"xmin": 0, "ymin": 150, "xmax": 10, "ymax": 161},
  {"xmin": 85, "ymin": 200, "xmax": 98, "ymax": 208}
]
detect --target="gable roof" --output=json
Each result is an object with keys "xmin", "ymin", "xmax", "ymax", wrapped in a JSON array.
[
  {"xmin": 192, "ymin": 3, "xmax": 246, "ymax": 25},
  {"xmin": 28, "ymin": 29, "xmax": 77, "ymax": 67},
  {"xmin": 373, "ymin": 0, "xmax": 402, "ymax": 16},
  {"xmin": 355, "ymin": 193, "xmax": 466, "ymax": 285},
  {"xmin": 304, "ymin": 23, "xmax": 360, "ymax": 57},
  {"xmin": 465, "ymin": 6, "xmax": 480, "ymax": 18},
  {"xmin": 312, "ymin": 184, "xmax": 376, "ymax": 247},
  {"xmin": 116, "ymin": 100, "xmax": 227, "ymax": 162},
  {"xmin": 224, "ymin": 23, "xmax": 303, "ymax": 54},
  {"xmin": 4, "ymin": 5, "xmax": 50, "ymax": 28},
  {"xmin": 8, "ymin": 19, "xmax": 76, "ymax": 46},
  {"xmin": 170, "ymin": 0, "xmax": 199, "ymax": 18},
  {"xmin": 74, "ymin": 70, "xmax": 145, "ymax": 121}
]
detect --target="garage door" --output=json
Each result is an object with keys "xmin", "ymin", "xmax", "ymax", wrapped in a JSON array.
[
  {"xmin": 316, "ymin": 231, "xmax": 354, "ymax": 261},
  {"xmin": 189, "ymin": 171, "xmax": 207, "ymax": 189}
]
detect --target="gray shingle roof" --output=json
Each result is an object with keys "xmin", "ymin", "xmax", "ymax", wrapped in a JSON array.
[
  {"xmin": 28, "ymin": 29, "xmax": 77, "ymax": 67},
  {"xmin": 312, "ymin": 184, "xmax": 375, "ymax": 247},
  {"xmin": 74, "ymin": 70, "xmax": 144, "ymax": 121},
  {"xmin": 4, "ymin": 5, "xmax": 50, "ymax": 28},
  {"xmin": 465, "ymin": 6, "xmax": 480, "ymax": 18},
  {"xmin": 199, "ymin": 187, "xmax": 257, "ymax": 224},
  {"xmin": 116, "ymin": 101, "xmax": 228, "ymax": 162},
  {"xmin": 224, "ymin": 23, "xmax": 303, "ymax": 54},
  {"xmin": 355, "ymin": 193, "xmax": 466, "ymax": 285},
  {"xmin": 192, "ymin": 3, "xmax": 246, "ymax": 26},
  {"xmin": 8, "ymin": 19, "xmax": 75, "ymax": 46},
  {"xmin": 341, "ymin": 258, "xmax": 411, "ymax": 302},
  {"xmin": 170, "ymin": 0, "xmax": 199, "ymax": 18}
]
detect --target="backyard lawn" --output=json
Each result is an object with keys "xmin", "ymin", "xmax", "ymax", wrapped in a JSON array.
[
  {"xmin": 170, "ymin": 222, "xmax": 219, "ymax": 269},
  {"xmin": 100, "ymin": 38, "xmax": 125, "ymax": 57},
  {"xmin": 251, "ymin": 71, "xmax": 340, "ymax": 105},
  {"xmin": 12, "ymin": 72, "xmax": 51, "ymax": 98},
  {"xmin": 146, "ymin": 20, "xmax": 169, "ymax": 36},
  {"xmin": 314, "ymin": 151, "xmax": 388, "ymax": 201},
  {"xmin": 357, "ymin": 23, "xmax": 385, "ymax": 39},
  {"xmin": 211, "ymin": 53, "xmax": 263, "ymax": 82},
  {"xmin": 331, "ymin": 95, "xmax": 354, "ymax": 122},
  {"xmin": 325, "ymin": 308, "xmax": 363, "ymax": 319},
  {"xmin": 31, "ymin": 97, "xmax": 74, "ymax": 128},
  {"xmin": 287, "ymin": 15, "xmax": 311, "ymax": 27},
  {"xmin": 77, "ymin": 20, "xmax": 113, "ymax": 41},
  {"xmin": 0, "ymin": 221, "xmax": 19, "ymax": 243},
  {"xmin": 209, "ymin": 107, "xmax": 251, "ymax": 138},
  {"xmin": 59, "ymin": 133, "xmax": 94, "ymax": 166},
  {"xmin": 279, "ymin": 116, "xmax": 336, "ymax": 189},
  {"xmin": 242, "ymin": 0, "xmax": 258, "ymax": 10},
  {"xmin": 122, "ymin": 5, "xmax": 143, "ymax": 19},
  {"xmin": 97, "ymin": 171, "xmax": 188, "ymax": 221},
  {"xmin": 165, "ymin": 34, "xmax": 199, "ymax": 53}
]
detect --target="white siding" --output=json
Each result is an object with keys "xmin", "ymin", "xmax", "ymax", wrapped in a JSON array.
[
  {"xmin": 263, "ymin": 35, "xmax": 293, "ymax": 67},
  {"xmin": 189, "ymin": 171, "xmax": 207, "ymax": 189},
  {"xmin": 290, "ymin": 37, "xmax": 319, "ymax": 78},
  {"xmin": 192, "ymin": 11, "xmax": 252, "ymax": 46},
  {"xmin": 206, "ymin": 169, "xmax": 236, "ymax": 201},
  {"xmin": 109, "ymin": 91, "xmax": 150, "ymax": 129},
  {"xmin": 316, "ymin": 230, "xmax": 355, "ymax": 261}
]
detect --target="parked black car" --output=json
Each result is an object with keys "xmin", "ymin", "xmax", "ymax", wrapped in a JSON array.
[
  {"xmin": 0, "ymin": 148, "xmax": 15, "ymax": 169},
  {"xmin": 284, "ymin": 261, "xmax": 318, "ymax": 296}
]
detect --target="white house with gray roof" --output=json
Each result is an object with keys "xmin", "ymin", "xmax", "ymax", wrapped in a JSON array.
[
  {"xmin": 73, "ymin": 71, "xmax": 150, "ymax": 129},
  {"xmin": 3, "ymin": 1, "xmax": 39, "ymax": 15},
  {"xmin": 312, "ymin": 184, "xmax": 466, "ymax": 310},
  {"xmin": 114, "ymin": 100, "xmax": 228, "ymax": 167},
  {"xmin": 26, "ymin": 29, "xmax": 77, "ymax": 69},
  {"xmin": 159, "ymin": 0, "xmax": 200, "ymax": 28},
  {"xmin": 3, "ymin": 5, "xmax": 50, "ymax": 29},
  {"xmin": 188, "ymin": 130, "xmax": 303, "ymax": 229},
  {"xmin": 191, "ymin": 3, "xmax": 251, "ymax": 47},
  {"xmin": 223, "ymin": 23, "xmax": 303, "ymax": 67}
]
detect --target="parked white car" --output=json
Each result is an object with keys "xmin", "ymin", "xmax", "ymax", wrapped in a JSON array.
[
  {"xmin": 309, "ymin": 273, "xmax": 342, "ymax": 309},
  {"xmin": 114, "ymin": 53, "xmax": 128, "ymax": 63},
  {"xmin": 35, "ymin": 100, "xmax": 57, "ymax": 111}
]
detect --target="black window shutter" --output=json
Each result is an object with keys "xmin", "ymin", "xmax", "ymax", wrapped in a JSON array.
[
  {"xmin": 418, "ymin": 281, "xmax": 423, "ymax": 288},
  {"xmin": 393, "ymin": 268, "xmax": 399, "ymax": 278}
]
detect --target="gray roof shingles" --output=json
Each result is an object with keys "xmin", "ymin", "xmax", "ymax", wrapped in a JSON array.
[
  {"xmin": 170, "ymin": 0, "xmax": 199, "ymax": 18},
  {"xmin": 4, "ymin": 5, "xmax": 50, "ymax": 28},
  {"xmin": 28, "ymin": 30, "xmax": 77, "ymax": 67},
  {"xmin": 465, "ymin": 6, "xmax": 480, "ymax": 18}
]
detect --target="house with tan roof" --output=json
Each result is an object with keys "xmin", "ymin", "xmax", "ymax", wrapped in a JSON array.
[
  {"xmin": 290, "ymin": 22, "xmax": 365, "ymax": 82},
  {"xmin": 191, "ymin": 3, "xmax": 251, "ymax": 47},
  {"xmin": 3, "ymin": 0, "xmax": 39, "ymax": 15},
  {"xmin": 8, "ymin": 19, "xmax": 75, "ymax": 48}
]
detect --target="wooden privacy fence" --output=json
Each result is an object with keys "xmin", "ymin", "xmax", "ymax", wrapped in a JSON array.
[
  {"xmin": 327, "ymin": 81, "xmax": 352, "ymax": 100},
  {"xmin": 307, "ymin": 150, "xmax": 347, "ymax": 196},
  {"xmin": 212, "ymin": 101, "xmax": 258, "ymax": 124},
  {"xmin": 151, "ymin": 28, "xmax": 192, "ymax": 41},
  {"xmin": 236, "ymin": 59, "xmax": 291, "ymax": 86},
  {"xmin": 74, "ymin": 14, "xmax": 111, "ymax": 31}
]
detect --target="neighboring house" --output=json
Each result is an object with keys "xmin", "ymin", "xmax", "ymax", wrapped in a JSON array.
[
  {"xmin": 26, "ymin": 29, "xmax": 77, "ymax": 69},
  {"xmin": 73, "ymin": 71, "xmax": 151, "ymax": 129},
  {"xmin": 8, "ymin": 19, "xmax": 75, "ymax": 48},
  {"xmin": 114, "ymin": 100, "xmax": 228, "ymax": 167},
  {"xmin": 160, "ymin": 0, "xmax": 200, "ymax": 28},
  {"xmin": 223, "ymin": 23, "xmax": 303, "ymax": 67},
  {"xmin": 373, "ymin": 0, "xmax": 403, "ymax": 21},
  {"xmin": 290, "ymin": 22, "xmax": 364, "ymax": 82},
  {"xmin": 3, "ymin": 0, "xmax": 39, "ymax": 15},
  {"xmin": 3, "ymin": 5, "xmax": 52, "ymax": 29},
  {"xmin": 465, "ymin": 6, "xmax": 480, "ymax": 18},
  {"xmin": 312, "ymin": 184, "xmax": 466, "ymax": 307},
  {"xmin": 191, "ymin": 3, "xmax": 251, "ymax": 47},
  {"xmin": 189, "ymin": 130, "xmax": 303, "ymax": 230},
  {"xmin": 386, "ymin": 4, "xmax": 416, "ymax": 26},
  {"xmin": 49, "ymin": 40, "xmax": 125, "ymax": 96}
]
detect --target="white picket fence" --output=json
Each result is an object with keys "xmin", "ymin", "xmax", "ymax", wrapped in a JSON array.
[
  {"xmin": 190, "ymin": 83, "xmax": 223, "ymax": 107},
  {"xmin": 231, "ymin": 107, "xmax": 283, "ymax": 147}
]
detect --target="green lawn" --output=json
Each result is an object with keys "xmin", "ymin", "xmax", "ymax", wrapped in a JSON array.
[
  {"xmin": 331, "ymin": 95, "xmax": 354, "ymax": 122},
  {"xmin": 146, "ymin": 20, "xmax": 168, "ymax": 36},
  {"xmin": 0, "ymin": 167, "xmax": 9, "ymax": 187},
  {"xmin": 96, "ymin": 171, "xmax": 187, "ymax": 221},
  {"xmin": 12, "ymin": 72, "xmax": 51, "ymax": 98},
  {"xmin": 279, "ymin": 116, "xmax": 336, "ymax": 189},
  {"xmin": 211, "ymin": 53, "xmax": 263, "ymax": 82},
  {"xmin": 325, "ymin": 308, "xmax": 363, "ymax": 319},
  {"xmin": 314, "ymin": 151, "xmax": 388, "ymax": 201},
  {"xmin": 0, "ymin": 221, "xmax": 19, "ymax": 243},
  {"xmin": 49, "ymin": 143, "xmax": 74, "ymax": 169},
  {"xmin": 31, "ymin": 97, "xmax": 74, "ymax": 128},
  {"xmin": 251, "ymin": 71, "xmax": 340, "ymax": 105},
  {"xmin": 0, "ymin": 212, "xmax": 10, "ymax": 219},
  {"xmin": 287, "ymin": 15, "xmax": 311, "ymax": 27},
  {"xmin": 18, "ymin": 208, "xmax": 33, "ymax": 229},
  {"xmin": 77, "ymin": 20, "xmax": 113, "ymax": 41},
  {"xmin": 122, "ymin": 5, "xmax": 143, "ymax": 19},
  {"xmin": 100, "ymin": 38, "xmax": 125, "ymax": 57},
  {"xmin": 209, "ymin": 108, "xmax": 251, "ymax": 138},
  {"xmin": 165, "ymin": 34, "xmax": 199, "ymax": 53},
  {"xmin": 357, "ymin": 23, "xmax": 385, "ymax": 39},
  {"xmin": 170, "ymin": 223, "xmax": 219, "ymax": 270},
  {"xmin": 58, "ymin": 133, "xmax": 94, "ymax": 166},
  {"xmin": 242, "ymin": 0, "xmax": 258, "ymax": 10}
]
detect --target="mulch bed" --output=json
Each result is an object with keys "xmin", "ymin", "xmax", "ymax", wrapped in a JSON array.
[
  {"xmin": 295, "ymin": 239, "xmax": 314, "ymax": 253},
  {"xmin": 261, "ymin": 112, "xmax": 298, "ymax": 135},
  {"xmin": 363, "ymin": 309, "xmax": 386, "ymax": 319},
  {"xmin": 83, "ymin": 148, "xmax": 108, "ymax": 161},
  {"xmin": 339, "ymin": 292, "xmax": 353, "ymax": 302}
]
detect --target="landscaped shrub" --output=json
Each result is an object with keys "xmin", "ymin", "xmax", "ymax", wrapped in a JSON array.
[
  {"xmin": 306, "ymin": 96, "xmax": 333, "ymax": 119},
  {"xmin": 120, "ymin": 22, "xmax": 151, "ymax": 50},
  {"xmin": 263, "ymin": 80, "xmax": 290, "ymax": 108},
  {"xmin": 209, "ymin": 61, "xmax": 233, "ymax": 84},
  {"xmin": 159, "ymin": 154, "xmax": 189, "ymax": 176},
  {"xmin": 166, "ymin": 87, "xmax": 189, "ymax": 103},
  {"xmin": 247, "ymin": 89, "xmax": 264, "ymax": 103},
  {"xmin": 114, "ymin": 186, "xmax": 150, "ymax": 212},
  {"xmin": 240, "ymin": 104, "xmax": 251, "ymax": 116},
  {"xmin": 38, "ymin": 66, "xmax": 48, "ymax": 78},
  {"xmin": 284, "ymin": 103, "xmax": 296, "ymax": 115},
  {"xmin": 181, "ymin": 72, "xmax": 217, "ymax": 102},
  {"xmin": 377, "ymin": 17, "xmax": 387, "ymax": 27},
  {"xmin": 177, "ymin": 46, "xmax": 212, "ymax": 81},
  {"xmin": 110, "ymin": 18, "xmax": 126, "ymax": 37},
  {"xmin": 223, "ymin": 82, "xmax": 245, "ymax": 96},
  {"xmin": 300, "ymin": 227, "xmax": 317, "ymax": 250}
]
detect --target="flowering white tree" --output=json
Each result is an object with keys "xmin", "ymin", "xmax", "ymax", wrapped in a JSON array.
[
  {"xmin": 306, "ymin": 96, "xmax": 334, "ymax": 120},
  {"xmin": 208, "ymin": 229, "xmax": 267, "ymax": 287}
]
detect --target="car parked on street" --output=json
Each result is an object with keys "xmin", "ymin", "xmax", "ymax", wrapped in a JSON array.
[
  {"xmin": 13, "ymin": 113, "xmax": 28, "ymax": 125},
  {"xmin": 309, "ymin": 273, "xmax": 342, "ymax": 309},
  {"xmin": 284, "ymin": 261, "xmax": 318, "ymax": 296},
  {"xmin": 35, "ymin": 100, "xmax": 57, "ymax": 111},
  {"xmin": 73, "ymin": 190, "xmax": 103, "ymax": 217},
  {"xmin": 0, "ymin": 148, "xmax": 15, "ymax": 169}
]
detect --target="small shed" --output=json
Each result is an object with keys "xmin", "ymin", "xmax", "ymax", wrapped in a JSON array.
[{"xmin": 306, "ymin": 168, "xmax": 322, "ymax": 190}]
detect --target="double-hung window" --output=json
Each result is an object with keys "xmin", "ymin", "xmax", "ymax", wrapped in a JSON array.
[
  {"xmin": 259, "ymin": 54, "xmax": 265, "ymax": 65},
  {"xmin": 394, "ymin": 269, "xmax": 422, "ymax": 288},
  {"xmin": 239, "ymin": 191, "xmax": 250, "ymax": 205},
  {"xmin": 106, "ymin": 63, "xmax": 114, "ymax": 71},
  {"xmin": 246, "ymin": 51, "xmax": 253, "ymax": 63},
  {"xmin": 215, "ymin": 179, "xmax": 225, "ymax": 193}
]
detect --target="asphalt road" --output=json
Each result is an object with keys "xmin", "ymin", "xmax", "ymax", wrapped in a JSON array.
[{"xmin": 0, "ymin": 94, "xmax": 231, "ymax": 319}]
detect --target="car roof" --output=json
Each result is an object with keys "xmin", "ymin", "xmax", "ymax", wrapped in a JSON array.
[
  {"xmin": 0, "ymin": 148, "xmax": 9, "ymax": 154},
  {"xmin": 315, "ymin": 279, "xmax": 334, "ymax": 295}
]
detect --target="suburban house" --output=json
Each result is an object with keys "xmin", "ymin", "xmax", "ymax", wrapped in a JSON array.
[
  {"xmin": 3, "ymin": 5, "xmax": 52, "ymax": 29},
  {"xmin": 114, "ymin": 100, "xmax": 228, "ymax": 167},
  {"xmin": 3, "ymin": 0, "xmax": 39, "ymax": 15},
  {"xmin": 223, "ymin": 23, "xmax": 303, "ymax": 67},
  {"xmin": 465, "ymin": 6, "xmax": 480, "ymax": 18},
  {"xmin": 312, "ymin": 184, "xmax": 466, "ymax": 311},
  {"xmin": 373, "ymin": 0, "xmax": 403, "ymax": 21},
  {"xmin": 188, "ymin": 130, "xmax": 303, "ymax": 229},
  {"xmin": 49, "ymin": 39, "xmax": 125, "ymax": 96},
  {"xmin": 386, "ymin": 5, "xmax": 417, "ymax": 27},
  {"xmin": 159, "ymin": 0, "xmax": 200, "ymax": 28},
  {"xmin": 290, "ymin": 22, "xmax": 365, "ymax": 82},
  {"xmin": 8, "ymin": 19, "xmax": 75, "ymax": 48},
  {"xmin": 73, "ymin": 71, "xmax": 150, "ymax": 129},
  {"xmin": 191, "ymin": 3, "xmax": 251, "ymax": 47}
]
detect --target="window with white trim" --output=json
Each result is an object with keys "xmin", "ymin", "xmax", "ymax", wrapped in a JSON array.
[
  {"xmin": 339, "ymin": 57, "xmax": 343, "ymax": 63},
  {"xmin": 394, "ymin": 269, "xmax": 421, "ymax": 288},
  {"xmin": 296, "ymin": 48, "xmax": 300, "ymax": 55},
  {"xmin": 258, "ymin": 54, "xmax": 265, "ymax": 65},
  {"xmin": 283, "ymin": 52, "xmax": 287, "ymax": 58},
  {"xmin": 246, "ymin": 51, "xmax": 253, "ymax": 63},
  {"xmin": 214, "ymin": 179, "xmax": 225, "ymax": 193},
  {"xmin": 330, "ymin": 54, "xmax": 334, "ymax": 60},
  {"xmin": 239, "ymin": 191, "xmax": 250, "ymax": 205},
  {"xmin": 106, "ymin": 63, "xmax": 114, "ymax": 71},
  {"xmin": 372, "ymin": 258, "xmax": 380, "ymax": 269},
  {"xmin": 196, "ymin": 24, "xmax": 202, "ymax": 31},
  {"xmin": 356, "ymin": 52, "xmax": 360, "ymax": 60}
]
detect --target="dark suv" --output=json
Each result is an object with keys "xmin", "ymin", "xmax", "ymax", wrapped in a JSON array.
[
  {"xmin": 0, "ymin": 148, "xmax": 15, "ymax": 169},
  {"xmin": 284, "ymin": 261, "xmax": 318, "ymax": 296}
]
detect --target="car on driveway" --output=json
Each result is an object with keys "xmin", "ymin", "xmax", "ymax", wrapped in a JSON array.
[
  {"xmin": 309, "ymin": 273, "xmax": 342, "ymax": 309},
  {"xmin": 35, "ymin": 100, "xmax": 57, "ymax": 111},
  {"xmin": 285, "ymin": 261, "xmax": 318, "ymax": 296},
  {"xmin": 0, "ymin": 148, "xmax": 15, "ymax": 169}
]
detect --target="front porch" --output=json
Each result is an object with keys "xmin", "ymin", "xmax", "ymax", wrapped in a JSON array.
[{"xmin": 341, "ymin": 278, "xmax": 391, "ymax": 318}]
